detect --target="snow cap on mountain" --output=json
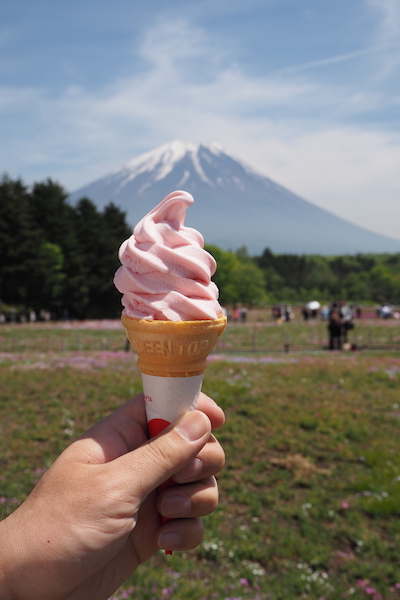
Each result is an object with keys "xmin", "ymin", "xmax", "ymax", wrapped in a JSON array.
[{"xmin": 68, "ymin": 140, "xmax": 400, "ymax": 255}]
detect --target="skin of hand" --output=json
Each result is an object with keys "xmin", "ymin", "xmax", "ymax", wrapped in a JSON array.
[{"xmin": 0, "ymin": 392, "xmax": 225, "ymax": 600}]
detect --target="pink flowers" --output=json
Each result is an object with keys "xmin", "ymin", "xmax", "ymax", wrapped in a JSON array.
[
  {"xmin": 357, "ymin": 580, "xmax": 383, "ymax": 600},
  {"xmin": 0, "ymin": 496, "xmax": 21, "ymax": 505}
]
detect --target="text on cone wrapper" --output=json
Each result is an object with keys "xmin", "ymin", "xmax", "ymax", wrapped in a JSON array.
[{"xmin": 132, "ymin": 339, "xmax": 210, "ymax": 357}]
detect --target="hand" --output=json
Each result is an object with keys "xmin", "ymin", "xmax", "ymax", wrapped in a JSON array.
[{"xmin": 0, "ymin": 393, "xmax": 225, "ymax": 600}]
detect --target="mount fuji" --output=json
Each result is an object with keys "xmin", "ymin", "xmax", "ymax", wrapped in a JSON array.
[{"xmin": 68, "ymin": 141, "xmax": 400, "ymax": 255}]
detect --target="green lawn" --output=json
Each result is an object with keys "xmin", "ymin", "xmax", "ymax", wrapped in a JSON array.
[{"xmin": 1, "ymin": 320, "xmax": 400, "ymax": 599}]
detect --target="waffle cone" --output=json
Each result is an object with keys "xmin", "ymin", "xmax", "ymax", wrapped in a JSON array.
[{"xmin": 121, "ymin": 314, "xmax": 226, "ymax": 377}]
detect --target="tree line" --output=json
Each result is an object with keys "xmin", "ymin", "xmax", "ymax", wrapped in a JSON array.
[
  {"xmin": 0, "ymin": 175, "xmax": 131, "ymax": 319},
  {"xmin": 1, "ymin": 174, "xmax": 400, "ymax": 320},
  {"xmin": 209, "ymin": 246, "xmax": 400, "ymax": 307}
]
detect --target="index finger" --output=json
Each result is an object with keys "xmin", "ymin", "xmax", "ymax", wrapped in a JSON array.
[{"xmin": 197, "ymin": 393, "xmax": 225, "ymax": 430}]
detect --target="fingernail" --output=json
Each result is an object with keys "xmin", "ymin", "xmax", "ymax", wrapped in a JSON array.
[
  {"xmin": 176, "ymin": 411, "xmax": 209, "ymax": 441},
  {"xmin": 161, "ymin": 494, "xmax": 191, "ymax": 517},
  {"xmin": 159, "ymin": 532, "xmax": 183, "ymax": 549}
]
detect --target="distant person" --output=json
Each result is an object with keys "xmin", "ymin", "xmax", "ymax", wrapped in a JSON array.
[
  {"xmin": 301, "ymin": 306, "xmax": 309, "ymax": 322},
  {"xmin": 272, "ymin": 306, "xmax": 281, "ymax": 321},
  {"xmin": 232, "ymin": 308, "xmax": 240, "ymax": 322},
  {"xmin": 339, "ymin": 299, "xmax": 354, "ymax": 343},
  {"xmin": 320, "ymin": 305, "xmax": 330, "ymax": 321},
  {"xmin": 284, "ymin": 305, "xmax": 293, "ymax": 322},
  {"xmin": 328, "ymin": 308, "xmax": 342, "ymax": 350},
  {"xmin": 240, "ymin": 307, "xmax": 248, "ymax": 322},
  {"xmin": 380, "ymin": 303, "xmax": 393, "ymax": 319}
]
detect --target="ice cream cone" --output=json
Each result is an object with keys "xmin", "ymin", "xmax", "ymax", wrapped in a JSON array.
[
  {"xmin": 122, "ymin": 314, "xmax": 226, "ymax": 553},
  {"xmin": 122, "ymin": 313, "xmax": 227, "ymax": 434},
  {"xmin": 121, "ymin": 313, "xmax": 226, "ymax": 435},
  {"xmin": 121, "ymin": 314, "xmax": 227, "ymax": 377}
]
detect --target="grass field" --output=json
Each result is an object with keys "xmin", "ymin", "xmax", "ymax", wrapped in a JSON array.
[
  {"xmin": 2, "ymin": 309, "xmax": 400, "ymax": 354},
  {"xmin": 1, "ymin": 316, "xmax": 400, "ymax": 599}
]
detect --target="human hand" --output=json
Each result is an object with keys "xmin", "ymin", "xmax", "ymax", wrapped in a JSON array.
[{"xmin": 0, "ymin": 392, "xmax": 225, "ymax": 600}]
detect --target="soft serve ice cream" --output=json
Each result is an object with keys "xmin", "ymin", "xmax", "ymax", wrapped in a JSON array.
[
  {"xmin": 114, "ymin": 190, "xmax": 223, "ymax": 321},
  {"xmin": 114, "ymin": 190, "xmax": 226, "ymax": 553}
]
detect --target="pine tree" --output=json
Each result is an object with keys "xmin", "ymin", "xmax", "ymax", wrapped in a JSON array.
[
  {"xmin": 72, "ymin": 198, "xmax": 131, "ymax": 318},
  {"xmin": 99, "ymin": 203, "xmax": 132, "ymax": 317},
  {"xmin": 29, "ymin": 179, "xmax": 86, "ymax": 316},
  {"xmin": 0, "ymin": 175, "xmax": 45, "ymax": 310}
]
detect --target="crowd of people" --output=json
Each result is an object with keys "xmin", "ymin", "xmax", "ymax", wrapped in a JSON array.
[
  {"xmin": 221, "ymin": 306, "xmax": 248, "ymax": 323},
  {"xmin": 375, "ymin": 303, "xmax": 400, "ymax": 319},
  {"xmin": 271, "ymin": 304, "xmax": 294, "ymax": 323},
  {"xmin": 271, "ymin": 300, "xmax": 360, "ymax": 351},
  {"xmin": 2, "ymin": 301, "xmax": 399, "ymax": 333},
  {"xmin": 0, "ymin": 307, "xmax": 68, "ymax": 324}
]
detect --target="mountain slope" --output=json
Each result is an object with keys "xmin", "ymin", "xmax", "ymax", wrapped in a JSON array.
[{"xmin": 68, "ymin": 140, "xmax": 400, "ymax": 255}]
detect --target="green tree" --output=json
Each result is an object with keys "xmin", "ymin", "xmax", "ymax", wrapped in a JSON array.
[
  {"xmin": 34, "ymin": 242, "xmax": 65, "ymax": 305},
  {"xmin": 207, "ymin": 244, "xmax": 267, "ymax": 306},
  {"xmin": 72, "ymin": 198, "xmax": 106, "ymax": 318},
  {"xmin": 343, "ymin": 271, "xmax": 370, "ymax": 301},
  {"xmin": 235, "ymin": 245, "xmax": 253, "ymax": 264},
  {"xmin": 97, "ymin": 202, "xmax": 132, "ymax": 317},
  {"xmin": 73, "ymin": 198, "xmax": 131, "ymax": 318},
  {"xmin": 1, "ymin": 176, "xmax": 134, "ymax": 318},
  {"xmin": 29, "ymin": 179, "xmax": 86, "ymax": 315},
  {"xmin": 235, "ymin": 262, "xmax": 267, "ymax": 305},
  {"xmin": 206, "ymin": 245, "xmax": 241, "ymax": 306},
  {"xmin": 369, "ymin": 265, "xmax": 398, "ymax": 303},
  {"xmin": 0, "ymin": 174, "xmax": 45, "ymax": 308}
]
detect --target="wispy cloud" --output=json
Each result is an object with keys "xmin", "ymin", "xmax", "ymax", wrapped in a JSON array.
[
  {"xmin": 369, "ymin": 0, "xmax": 400, "ymax": 42},
  {"xmin": 367, "ymin": 0, "xmax": 400, "ymax": 76},
  {"xmin": 275, "ymin": 46, "xmax": 383, "ymax": 75},
  {"xmin": 1, "ymin": 11, "xmax": 400, "ymax": 239}
]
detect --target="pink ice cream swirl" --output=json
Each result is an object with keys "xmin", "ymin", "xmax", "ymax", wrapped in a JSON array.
[{"xmin": 114, "ymin": 190, "xmax": 223, "ymax": 321}]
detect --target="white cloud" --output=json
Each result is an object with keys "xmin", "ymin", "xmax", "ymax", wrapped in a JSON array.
[
  {"xmin": 367, "ymin": 0, "xmax": 400, "ymax": 76},
  {"xmin": 1, "ymin": 14, "xmax": 400, "ymax": 240},
  {"xmin": 239, "ymin": 127, "xmax": 400, "ymax": 239},
  {"xmin": 368, "ymin": 0, "xmax": 400, "ymax": 42}
]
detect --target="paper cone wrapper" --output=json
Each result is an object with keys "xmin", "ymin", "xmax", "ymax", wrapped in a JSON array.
[
  {"xmin": 141, "ymin": 373, "xmax": 203, "ymax": 436},
  {"xmin": 141, "ymin": 372, "xmax": 204, "ymax": 553}
]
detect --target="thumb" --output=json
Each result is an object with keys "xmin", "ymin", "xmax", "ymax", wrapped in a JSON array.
[{"xmin": 115, "ymin": 410, "xmax": 211, "ymax": 501}]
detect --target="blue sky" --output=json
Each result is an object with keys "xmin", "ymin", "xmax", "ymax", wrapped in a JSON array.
[{"xmin": 1, "ymin": 0, "xmax": 400, "ymax": 240}]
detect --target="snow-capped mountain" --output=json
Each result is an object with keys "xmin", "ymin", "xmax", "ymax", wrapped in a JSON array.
[{"xmin": 68, "ymin": 140, "xmax": 400, "ymax": 255}]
